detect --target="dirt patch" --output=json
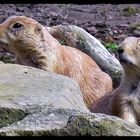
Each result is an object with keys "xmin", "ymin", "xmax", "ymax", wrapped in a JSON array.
[{"xmin": 0, "ymin": 4, "xmax": 140, "ymax": 62}]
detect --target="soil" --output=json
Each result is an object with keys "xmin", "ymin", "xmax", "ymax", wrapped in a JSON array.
[{"xmin": 0, "ymin": 4, "xmax": 140, "ymax": 62}]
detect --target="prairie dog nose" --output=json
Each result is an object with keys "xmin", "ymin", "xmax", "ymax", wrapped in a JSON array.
[
  {"xmin": 117, "ymin": 43, "xmax": 125, "ymax": 54},
  {"xmin": 117, "ymin": 48, "xmax": 124, "ymax": 54}
]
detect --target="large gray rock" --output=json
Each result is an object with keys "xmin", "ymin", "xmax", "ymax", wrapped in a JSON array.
[
  {"xmin": 0, "ymin": 63, "xmax": 140, "ymax": 136},
  {"xmin": 0, "ymin": 64, "xmax": 89, "ymax": 128}
]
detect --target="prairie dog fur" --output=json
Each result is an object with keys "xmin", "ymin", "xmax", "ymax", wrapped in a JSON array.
[
  {"xmin": 90, "ymin": 37, "xmax": 140, "ymax": 126},
  {"xmin": 0, "ymin": 16, "xmax": 112, "ymax": 108}
]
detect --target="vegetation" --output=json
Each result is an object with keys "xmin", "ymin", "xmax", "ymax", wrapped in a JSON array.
[
  {"xmin": 103, "ymin": 42, "xmax": 119, "ymax": 53},
  {"xmin": 122, "ymin": 6, "xmax": 139, "ymax": 16},
  {"xmin": 129, "ymin": 23, "xmax": 140, "ymax": 31},
  {"xmin": 58, "ymin": 39, "xmax": 67, "ymax": 45}
]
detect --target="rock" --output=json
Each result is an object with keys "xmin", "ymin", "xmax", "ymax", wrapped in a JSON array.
[
  {"xmin": 113, "ymin": 30, "xmax": 118, "ymax": 34},
  {"xmin": 0, "ymin": 64, "xmax": 139, "ymax": 136},
  {"xmin": 86, "ymin": 26, "xmax": 98, "ymax": 34},
  {"xmin": 0, "ymin": 109, "xmax": 140, "ymax": 136},
  {"xmin": 0, "ymin": 63, "xmax": 89, "ymax": 128},
  {"xmin": 65, "ymin": 113, "xmax": 140, "ymax": 136}
]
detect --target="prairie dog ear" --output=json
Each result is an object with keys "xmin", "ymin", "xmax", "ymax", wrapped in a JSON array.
[{"xmin": 34, "ymin": 23, "xmax": 42, "ymax": 34}]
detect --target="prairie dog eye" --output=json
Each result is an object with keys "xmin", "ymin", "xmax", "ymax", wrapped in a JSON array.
[
  {"xmin": 138, "ymin": 40, "xmax": 140, "ymax": 47},
  {"xmin": 12, "ymin": 23, "xmax": 23, "ymax": 29},
  {"xmin": 135, "ymin": 39, "xmax": 140, "ymax": 50}
]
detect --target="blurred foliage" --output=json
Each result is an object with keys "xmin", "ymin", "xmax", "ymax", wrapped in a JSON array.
[
  {"xmin": 0, "ymin": 52, "xmax": 15, "ymax": 63},
  {"xmin": 104, "ymin": 42, "xmax": 119, "ymax": 53},
  {"xmin": 122, "ymin": 6, "xmax": 139, "ymax": 16},
  {"xmin": 129, "ymin": 23, "xmax": 140, "ymax": 31},
  {"xmin": 58, "ymin": 4, "xmax": 65, "ymax": 8},
  {"xmin": 58, "ymin": 39, "xmax": 67, "ymax": 45}
]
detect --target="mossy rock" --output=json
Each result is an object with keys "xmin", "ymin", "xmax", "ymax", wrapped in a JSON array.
[
  {"xmin": 0, "ymin": 108, "xmax": 26, "ymax": 128},
  {"xmin": 0, "ymin": 110, "xmax": 140, "ymax": 136}
]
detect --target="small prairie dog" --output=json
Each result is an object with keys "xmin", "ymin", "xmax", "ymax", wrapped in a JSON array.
[
  {"xmin": 90, "ymin": 37, "xmax": 140, "ymax": 126},
  {"xmin": 0, "ymin": 16, "xmax": 112, "ymax": 108}
]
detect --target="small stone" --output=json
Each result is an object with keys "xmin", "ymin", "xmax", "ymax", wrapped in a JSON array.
[
  {"xmin": 48, "ymin": 113, "xmax": 56, "ymax": 119},
  {"xmin": 87, "ymin": 26, "xmax": 98, "ymax": 33},
  {"xmin": 120, "ymin": 24, "xmax": 128, "ymax": 27},
  {"xmin": 118, "ymin": 30, "xmax": 123, "ymax": 34},
  {"xmin": 113, "ymin": 30, "xmax": 118, "ymax": 34}
]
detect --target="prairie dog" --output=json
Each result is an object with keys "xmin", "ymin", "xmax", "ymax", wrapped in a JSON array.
[
  {"xmin": 90, "ymin": 37, "xmax": 140, "ymax": 126},
  {"xmin": 0, "ymin": 16, "xmax": 112, "ymax": 108}
]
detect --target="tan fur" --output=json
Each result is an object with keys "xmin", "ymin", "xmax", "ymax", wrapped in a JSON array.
[
  {"xmin": 0, "ymin": 16, "xmax": 112, "ymax": 108},
  {"xmin": 90, "ymin": 37, "xmax": 140, "ymax": 126}
]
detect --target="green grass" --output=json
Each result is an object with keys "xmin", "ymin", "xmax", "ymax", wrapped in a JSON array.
[
  {"xmin": 58, "ymin": 39, "xmax": 67, "ymax": 45},
  {"xmin": 104, "ymin": 42, "xmax": 118, "ymax": 53}
]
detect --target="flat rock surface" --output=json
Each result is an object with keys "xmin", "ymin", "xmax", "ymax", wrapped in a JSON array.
[{"xmin": 0, "ymin": 63, "xmax": 88, "ymax": 113}]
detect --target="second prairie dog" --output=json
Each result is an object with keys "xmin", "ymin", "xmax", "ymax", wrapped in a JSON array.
[
  {"xmin": 90, "ymin": 37, "xmax": 140, "ymax": 126},
  {"xmin": 0, "ymin": 16, "xmax": 112, "ymax": 109}
]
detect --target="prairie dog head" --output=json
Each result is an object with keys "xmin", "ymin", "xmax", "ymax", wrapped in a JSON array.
[
  {"xmin": 117, "ymin": 37, "xmax": 140, "ymax": 71},
  {"xmin": 0, "ymin": 16, "xmax": 44, "ymax": 51}
]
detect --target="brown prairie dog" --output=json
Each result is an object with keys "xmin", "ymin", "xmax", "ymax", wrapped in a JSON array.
[
  {"xmin": 90, "ymin": 37, "xmax": 140, "ymax": 126},
  {"xmin": 0, "ymin": 16, "xmax": 112, "ymax": 108}
]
